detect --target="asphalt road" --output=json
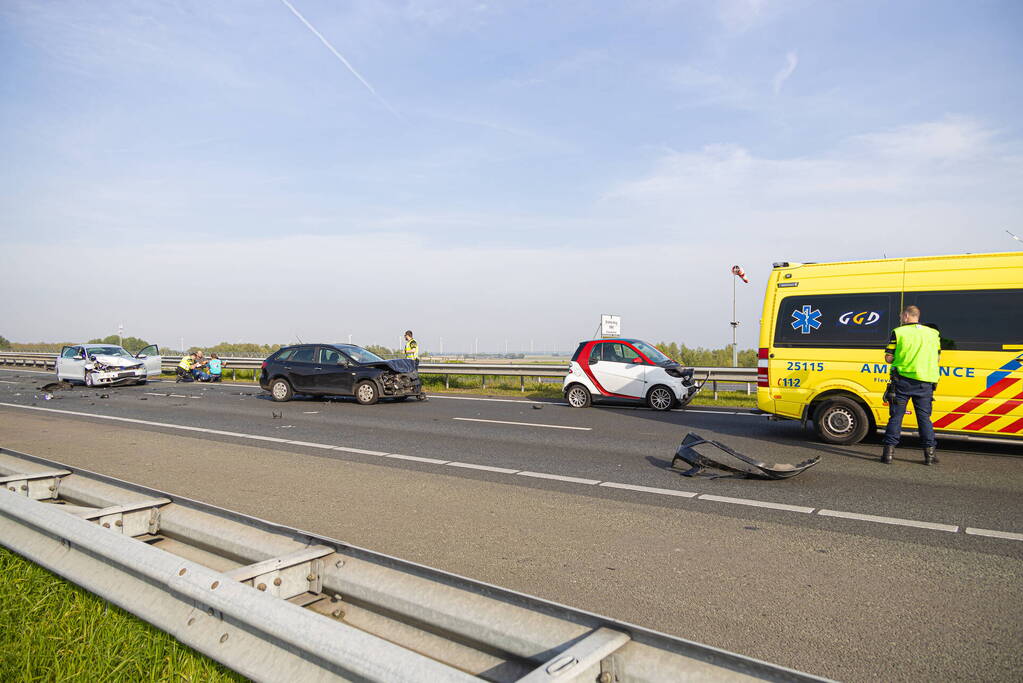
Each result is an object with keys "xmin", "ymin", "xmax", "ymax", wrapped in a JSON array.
[{"xmin": 1, "ymin": 367, "xmax": 1021, "ymax": 682}]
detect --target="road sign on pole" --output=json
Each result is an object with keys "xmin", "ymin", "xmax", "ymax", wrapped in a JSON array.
[{"xmin": 600, "ymin": 314, "xmax": 621, "ymax": 338}]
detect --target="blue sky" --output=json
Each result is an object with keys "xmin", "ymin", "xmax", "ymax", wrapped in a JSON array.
[{"xmin": 2, "ymin": 0, "xmax": 1021, "ymax": 352}]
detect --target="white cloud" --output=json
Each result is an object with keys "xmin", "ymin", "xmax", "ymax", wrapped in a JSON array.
[
  {"xmin": 772, "ymin": 50, "xmax": 798, "ymax": 94},
  {"xmin": 717, "ymin": 0, "xmax": 769, "ymax": 32}
]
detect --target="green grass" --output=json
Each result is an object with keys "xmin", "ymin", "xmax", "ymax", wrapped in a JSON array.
[{"xmin": 0, "ymin": 547, "xmax": 243, "ymax": 683}]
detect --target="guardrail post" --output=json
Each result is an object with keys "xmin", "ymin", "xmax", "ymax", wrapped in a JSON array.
[
  {"xmin": 713, "ymin": 380, "xmax": 718, "ymax": 400},
  {"xmin": 746, "ymin": 381, "xmax": 751, "ymax": 395},
  {"xmin": 481, "ymin": 375, "xmax": 486, "ymax": 390},
  {"xmin": 445, "ymin": 375, "xmax": 449, "ymax": 389},
  {"xmin": 521, "ymin": 376, "xmax": 525, "ymax": 393}
]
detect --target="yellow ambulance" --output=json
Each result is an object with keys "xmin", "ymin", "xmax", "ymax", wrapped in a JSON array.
[{"xmin": 756, "ymin": 251, "xmax": 1023, "ymax": 446}]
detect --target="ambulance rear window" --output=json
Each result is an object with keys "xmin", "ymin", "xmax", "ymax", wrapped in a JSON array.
[
  {"xmin": 904, "ymin": 289, "xmax": 1023, "ymax": 352},
  {"xmin": 775, "ymin": 293, "xmax": 899, "ymax": 348}
]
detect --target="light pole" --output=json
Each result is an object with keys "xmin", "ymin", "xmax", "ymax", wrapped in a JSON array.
[{"xmin": 730, "ymin": 265, "xmax": 749, "ymax": 367}]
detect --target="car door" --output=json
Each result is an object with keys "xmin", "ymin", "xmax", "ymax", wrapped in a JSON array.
[
  {"xmin": 315, "ymin": 346, "xmax": 356, "ymax": 395},
  {"xmin": 135, "ymin": 344, "xmax": 162, "ymax": 378},
  {"xmin": 593, "ymin": 342, "xmax": 648, "ymax": 398},
  {"xmin": 286, "ymin": 346, "xmax": 319, "ymax": 391},
  {"xmin": 57, "ymin": 346, "xmax": 87, "ymax": 382}
]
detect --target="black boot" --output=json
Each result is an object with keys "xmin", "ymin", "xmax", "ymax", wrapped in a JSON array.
[
  {"xmin": 923, "ymin": 446, "xmax": 938, "ymax": 465},
  {"xmin": 881, "ymin": 445, "xmax": 894, "ymax": 464}
]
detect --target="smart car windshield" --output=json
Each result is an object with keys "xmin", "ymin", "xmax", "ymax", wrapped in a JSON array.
[
  {"xmin": 336, "ymin": 345, "xmax": 384, "ymax": 364},
  {"xmin": 631, "ymin": 340, "xmax": 671, "ymax": 364},
  {"xmin": 88, "ymin": 346, "xmax": 133, "ymax": 358}
]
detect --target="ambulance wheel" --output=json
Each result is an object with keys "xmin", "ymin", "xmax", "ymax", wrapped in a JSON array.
[
  {"xmin": 270, "ymin": 378, "xmax": 294, "ymax": 402},
  {"xmin": 565, "ymin": 384, "xmax": 591, "ymax": 408},
  {"xmin": 646, "ymin": 385, "xmax": 675, "ymax": 411},
  {"xmin": 814, "ymin": 397, "xmax": 869, "ymax": 444},
  {"xmin": 355, "ymin": 381, "xmax": 379, "ymax": 405}
]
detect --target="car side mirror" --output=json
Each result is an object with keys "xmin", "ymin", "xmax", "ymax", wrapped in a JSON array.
[
  {"xmin": 632, "ymin": 358, "xmax": 643, "ymax": 364},
  {"xmin": 137, "ymin": 354, "xmax": 147, "ymax": 359},
  {"xmin": 588, "ymin": 358, "xmax": 599, "ymax": 365}
]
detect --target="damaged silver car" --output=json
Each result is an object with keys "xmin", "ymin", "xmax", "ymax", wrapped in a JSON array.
[{"xmin": 56, "ymin": 344, "xmax": 162, "ymax": 387}]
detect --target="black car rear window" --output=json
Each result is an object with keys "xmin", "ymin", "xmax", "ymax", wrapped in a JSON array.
[
  {"xmin": 273, "ymin": 348, "xmax": 295, "ymax": 361},
  {"xmin": 291, "ymin": 347, "xmax": 315, "ymax": 363}
]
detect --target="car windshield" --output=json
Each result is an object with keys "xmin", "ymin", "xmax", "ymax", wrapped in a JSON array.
[
  {"xmin": 87, "ymin": 346, "xmax": 133, "ymax": 358},
  {"xmin": 631, "ymin": 340, "xmax": 671, "ymax": 364},
  {"xmin": 336, "ymin": 345, "xmax": 384, "ymax": 364}
]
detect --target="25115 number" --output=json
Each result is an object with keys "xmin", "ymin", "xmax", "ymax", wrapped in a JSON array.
[{"xmin": 786, "ymin": 362, "xmax": 824, "ymax": 371}]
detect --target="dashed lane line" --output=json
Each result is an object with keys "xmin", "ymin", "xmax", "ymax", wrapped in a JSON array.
[
  {"xmin": 0, "ymin": 401, "xmax": 1016, "ymax": 542},
  {"xmin": 817, "ymin": 509, "xmax": 959, "ymax": 533},
  {"xmin": 699, "ymin": 494, "xmax": 815, "ymax": 514},
  {"xmin": 516, "ymin": 471, "xmax": 602, "ymax": 485},
  {"xmin": 964, "ymin": 527, "xmax": 1023, "ymax": 541},
  {"xmin": 452, "ymin": 417, "xmax": 592, "ymax": 431}
]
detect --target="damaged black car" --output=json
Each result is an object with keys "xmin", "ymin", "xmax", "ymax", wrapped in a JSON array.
[{"xmin": 259, "ymin": 344, "xmax": 424, "ymax": 404}]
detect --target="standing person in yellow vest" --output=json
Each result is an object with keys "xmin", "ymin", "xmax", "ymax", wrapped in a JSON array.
[
  {"xmin": 881, "ymin": 305, "xmax": 941, "ymax": 465},
  {"xmin": 403, "ymin": 330, "xmax": 419, "ymax": 368}
]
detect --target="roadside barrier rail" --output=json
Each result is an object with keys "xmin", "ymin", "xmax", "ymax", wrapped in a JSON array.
[
  {"xmin": 0, "ymin": 352, "xmax": 757, "ymax": 395},
  {"xmin": 0, "ymin": 448, "xmax": 826, "ymax": 682}
]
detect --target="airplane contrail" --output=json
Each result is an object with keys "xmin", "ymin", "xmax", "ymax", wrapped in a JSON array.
[{"xmin": 277, "ymin": 0, "xmax": 398, "ymax": 116}]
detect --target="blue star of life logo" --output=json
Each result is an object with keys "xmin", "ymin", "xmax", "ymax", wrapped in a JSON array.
[{"xmin": 791, "ymin": 305, "xmax": 822, "ymax": 334}]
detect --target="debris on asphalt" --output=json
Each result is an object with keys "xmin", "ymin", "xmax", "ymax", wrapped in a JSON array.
[
  {"xmin": 532, "ymin": 404, "xmax": 543, "ymax": 410},
  {"xmin": 99, "ymin": 394, "xmax": 110, "ymax": 399},
  {"xmin": 139, "ymin": 397, "xmax": 148, "ymax": 400},
  {"xmin": 40, "ymin": 381, "xmax": 73, "ymax": 392},
  {"xmin": 671, "ymin": 432, "xmax": 820, "ymax": 480},
  {"xmin": 42, "ymin": 393, "xmax": 53, "ymax": 401},
  {"xmin": 272, "ymin": 410, "xmax": 283, "ymax": 419}
]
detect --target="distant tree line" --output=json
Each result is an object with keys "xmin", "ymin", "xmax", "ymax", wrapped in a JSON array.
[{"xmin": 654, "ymin": 342, "xmax": 756, "ymax": 368}]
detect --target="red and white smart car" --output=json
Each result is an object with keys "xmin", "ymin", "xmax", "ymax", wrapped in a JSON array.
[{"xmin": 563, "ymin": 338, "xmax": 701, "ymax": 410}]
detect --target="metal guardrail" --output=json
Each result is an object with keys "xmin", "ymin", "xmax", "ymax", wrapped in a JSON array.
[
  {"xmin": 0, "ymin": 352, "xmax": 757, "ymax": 396},
  {"xmin": 0, "ymin": 447, "xmax": 827, "ymax": 682}
]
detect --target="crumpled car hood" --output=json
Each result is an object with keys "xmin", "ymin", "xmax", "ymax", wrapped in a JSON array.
[
  {"xmin": 365, "ymin": 359, "xmax": 418, "ymax": 374},
  {"xmin": 87, "ymin": 354, "xmax": 142, "ymax": 369}
]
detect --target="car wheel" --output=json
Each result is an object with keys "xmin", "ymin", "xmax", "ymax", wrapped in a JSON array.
[
  {"xmin": 355, "ymin": 381, "xmax": 379, "ymax": 405},
  {"xmin": 814, "ymin": 397, "xmax": 870, "ymax": 445},
  {"xmin": 85, "ymin": 372, "xmax": 94, "ymax": 387},
  {"xmin": 646, "ymin": 385, "xmax": 674, "ymax": 411},
  {"xmin": 565, "ymin": 384, "xmax": 591, "ymax": 408},
  {"xmin": 270, "ymin": 378, "xmax": 294, "ymax": 402}
]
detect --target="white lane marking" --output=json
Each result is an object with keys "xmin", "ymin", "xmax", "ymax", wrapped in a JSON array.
[
  {"xmin": 445, "ymin": 461, "xmax": 521, "ymax": 474},
  {"xmin": 517, "ymin": 471, "xmax": 600, "ymax": 485},
  {"xmin": 699, "ymin": 494, "xmax": 814, "ymax": 514},
  {"xmin": 817, "ymin": 509, "xmax": 958, "ymax": 533},
  {"xmin": 964, "ymin": 527, "xmax": 1023, "ymax": 542},
  {"xmin": 0, "ymin": 368, "xmax": 51, "ymax": 375},
  {"xmin": 145, "ymin": 392, "xmax": 169, "ymax": 397},
  {"xmin": 387, "ymin": 453, "xmax": 450, "ymax": 465},
  {"xmin": 0, "ymin": 380, "xmax": 19, "ymax": 384},
  {"xmin": 430, "ymin": 395, "xmax": 559, "ymax": 405},
  {"xmin": 332, "ymin": 445, "xmax": 389, "ymax": 456},
  {"xmin": 0, "ymin": 402, "xmax": 1013, "ymax": 541},
  {"xmin": 281, "ymin": 440, "xmax": 335, "ymax": 450},
  {"xmin": 303, "ymin": 411, "xmax": 320, "ymax": 414},
  {"xmin": 599, "ymin": 482, "xmax": 698, "ymax": 498},
  {"xmin": 452, "ymin": 417, "xmax": 591, "ymax": 431}
]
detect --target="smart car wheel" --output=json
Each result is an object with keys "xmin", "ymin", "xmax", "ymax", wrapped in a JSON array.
[
  {"xmin": 566, "ymin": 383, "xmax": 592, "ymax": 408},
  {"xmin": 355, "ymin": 380, "xmax": 379, "ymax": 405},
  {"xmin": 814, "ymin": 397, "xmax": 869, "ymax": 445},
  {"xmin": 647, "ymin": 385, "xmax": 674, "ymax": 411},
  {"xmin": 270, "ymin": 378, "xmax": 293, "ymax": 402}
]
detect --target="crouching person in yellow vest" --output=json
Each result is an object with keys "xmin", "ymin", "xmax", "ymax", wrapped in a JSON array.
[
  {"xmin": 882, "ymin": 305, "xmax": 941, "ymax": 465},
  {"xmin": 176, "ymin": 353, "xmax": 196, "ymax": 383}
]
